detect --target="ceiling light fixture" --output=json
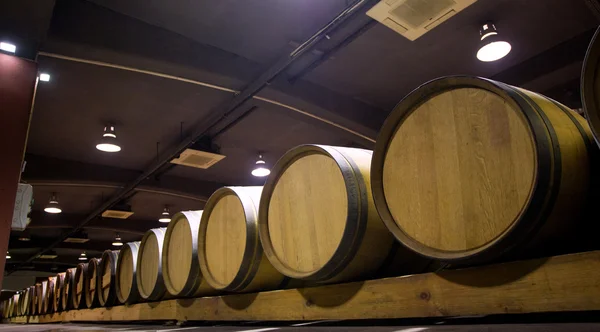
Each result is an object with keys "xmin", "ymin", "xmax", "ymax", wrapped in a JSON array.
[
  {"xmin": 0, "ymin": 42, "xmax": 16, "ymax": 53},
  {"xmin": 79, "ymin": 252, "xmax": 87, "ymax": 261},
  {"xmin": 477, "ymin": 22, "xmax": 511, "ymax": 62},
  {"xmin": 39, "ymin": 73, "xmax": 50, "ymax": 82},
  {"xmin": 44, "ymin": 193, "xmax": 62, "ymax": 214},
  {"xmin": 6, "ymin": 251, "xmax": 10, "ymax": 259},
  {"xmin": 96, "ymin": 124, "xmax": 122, "ymax": 153},
  {"xmin": 251, "ymin": 154, "xmax": 270, "ymax": 177},
  {"xmin": 18, "ymin": 231, "xmax": 31, "ymax": 242},
  {"xmin": 158, "ymin": 206, "xmax": 171, "ymax": 223},
  {"xmin": 112, "ymin": 233, "xmax": 123, "ymax": 246}
]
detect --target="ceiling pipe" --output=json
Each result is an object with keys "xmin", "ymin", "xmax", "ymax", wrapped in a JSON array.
[
  {"xmin": 7, "ymin": 0, "xmax": 376, "ymax": 274},
  {"xmin": 288, "ymin": 19, "xmax": 377, "ymax": 84}
]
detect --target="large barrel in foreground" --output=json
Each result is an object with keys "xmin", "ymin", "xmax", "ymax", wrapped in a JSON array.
[
  {"xmin": 72, "ymin": 263, "xmax": 88, "ymax": 309},
  {"xmin": 200, "ymin": 187, "xmax": 286, "ymax": 292},
  {"xmin": 163, "ymin": 211, "xmax": 214, "ymax": 297},
  {"xmin": 372, "ymin": 76, "xmax": 595, "ymax": 265},
  {"xmin": 258, "ymin": 144, "xmax": 429, "ymax": 283},
  {"xmin": 116, "ymin": 242, "xmax": 141, "ymax": 304},
  {"xmin": 99, "ymin": 250, "xmax": 120, "ymax": 307},
  {"xmin": 582, "ymin": 26, "xmax": 600, "ymax": 147},
  {"xmin": 137, "ymin": 228, "xmax": 170, "ymax": 301},
  {"xmin": 61, "ymin": 268, "xmax": 76, "ymax": 311},
  {"xmin": 85, "ymin": 258, "xmax": 101, "ymax": 308}
]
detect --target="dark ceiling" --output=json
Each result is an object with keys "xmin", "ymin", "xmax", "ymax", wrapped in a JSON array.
[{"xmin": 1, "ymin": 0, "xmax": 598, "ymax": 275}]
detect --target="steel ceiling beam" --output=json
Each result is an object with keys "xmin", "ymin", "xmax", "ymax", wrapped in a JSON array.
[{"xmin": 7, "ymin": 0, "xmax": 377, "ymax": 274}]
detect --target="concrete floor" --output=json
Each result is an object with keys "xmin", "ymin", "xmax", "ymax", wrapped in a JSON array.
[{"xmin": 2, "ymin": 323, "xmax": 600, "ymax": 331}]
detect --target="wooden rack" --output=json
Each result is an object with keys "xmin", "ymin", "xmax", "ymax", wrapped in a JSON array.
[{"xmin": 7, "ymin": 250, "xmax": 600, "ymax": 323}]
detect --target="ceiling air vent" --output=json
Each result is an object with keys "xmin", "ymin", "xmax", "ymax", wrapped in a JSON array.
[
  {"xmin": 64, "ymin": 231, "xmax": 89, "ymax": 243},
  {"xmin": 170, "ymin": 148, "xmax": 225, "ymax": 170},
  {"xmin": 101, "ymin": 209, "xmax": 134, "ymax": 219},
  {"xmin": 367, "ymin": 0, "xmax": 477, "ymax": 41}
]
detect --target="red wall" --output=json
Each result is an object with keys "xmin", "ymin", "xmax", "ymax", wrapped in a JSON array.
[{"xmin": 0, "ymin": 53, "xmax": 37, "ymax": 286}]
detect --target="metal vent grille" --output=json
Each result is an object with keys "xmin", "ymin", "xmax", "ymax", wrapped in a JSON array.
[
  {"xmin": 64, "ymin": 237, "xmax": 89, "ymax": 243},
  {"xmin": 391, "ymin": 0, "xmax": 455, "ymax": 28},
  {"xmin": 101, "ymin": 210, "xmax": 134, "ymax": 219},
  {"xmin": 170, "ymin": 148, "xmax": 226, "ymax": 169},
  {"xmin": 367, "ymin": 0, "xmax": 477, "ymax": 41}
]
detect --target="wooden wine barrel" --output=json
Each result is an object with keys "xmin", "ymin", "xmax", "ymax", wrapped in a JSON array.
[
  {"xmin": 53, "ymin": 272, "xmax": 66, "ymax": 312},
  {"xmin": 72, "ymin": 263, "xmax": 88, "ymax": 309},
  {"xmin": 372, "ymin": 76, "xmax": 595, "ymax": 265},
  {"xmin": 44, "ymin": 276, "xmax": 56, "ymax": 314},
  {"xmin": 15, "ymin": 290, "xmax": 23, "ymax": 316},
  {"xmin": 32, "ymin": 283, "xmax": 41, "ymax": 315},
  {"xmin": 199, "ymin": 187, "xmax": 287, "ymax": 292},
  {"xmin": 85, "ymin": 258, "xmax": 101, "ymax": 308},
  {"xmin": 137, "ymin": 228, "xmax": 171, "ymax": 301},
  {"xmin": 20, "ymin": 287, "xmax": 32, "ymax": 316},
  {"xmin": 61, "ymin": 268, "xmax": 76, "ymax": 311},
  {"xmin": 582, "ymin": 26, "xmax": 600, "ymax": 147},
  {"xmin": 28, "ymin": 286, "xmax": 36, "ymax": 315},
  {"xmin": 163, "ymin": 210, "xmax": 214, "ymax": 297},
  {"xmin": 258, "ymin": 144, "xmax": 429, "ymax": 283},
  {"xmin": 116, "ymin": 242, "xmax": 142, "ymax": 304},
  {"xmin": 37, "ymin": 280, "xmax": 48, "ymax": 314},
  {"xmin": 8, "ymin": 295, "xmax": 16, "ymax": 317},
  {"xmin": 15, "ymin": 291, "xmax": 24, "ymax": 316},
  {"xmin": 99, "ymin": 250, "xmax": 120, "ymax": 307}
]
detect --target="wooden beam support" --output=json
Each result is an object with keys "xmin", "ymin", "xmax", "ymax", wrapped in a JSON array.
[{"xmin": 8, "ymin": 251, "xmax": 600, "ymax": 322}]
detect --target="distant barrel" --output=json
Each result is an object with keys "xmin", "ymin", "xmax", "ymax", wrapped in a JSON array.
[
  {"xmin": 21, "ymin": 286, "xmax": 33, "ymax": 316},
  {"xmin": 99, "ymin": 250, "xmax": 120, "ymax": 307},
  {"xmin": 44, "ymin": 276, "xmax": 56, "ymax": 314},
  {"xmin": 52, "ymin": 272, "xmax": 66, "ymax": 312},
  {"xmin": 163, "ymin": 211, "xmax": 214, "ymax": 297},
  {"xmin": 199, "ymin": 187, "xmax": 287, "ymax": 292},
  {"xmin": 32, "ymin": 283, "xmax": 41, "ymax": 315},
  {"xmin": 61, "ymin": 268, "xmax": 76, "ymax": 311},
  {"xmin": 116, "ymin": 242, "xmax": 142, "ymax": 304},
  {"xmin": 85, "ymin": 258, "xmax": 101, "ymax": 308},
  {"xmin": 137, "ymin": 228, "xmax": 170, "ymax": 301},
  {"xmin": 37, "ymin": 280, "xmax": 47, "ymax": 314},
  {"xmin": 72, "ymin": 263, "xmax": 88, "ymax": 309}
]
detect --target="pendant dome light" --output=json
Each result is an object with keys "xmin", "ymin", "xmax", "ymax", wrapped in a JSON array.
[
  {"xmin": 79, "ymin": 252, "xmax": 87, "ymax": 261},
  {"xmin": 251, "ymin": 154, "xmax": 271, "ymax": 177},
  {"xmin": 44, "ymin": 193, "xmax": 62, "ymax": 214},
  {"xmin": 18, "ymin": 230, "xmax": 31, "ymax": 241},
  {"xmin": 6, "ymin": 251, "xmax": 10, "ymax": 259},
  {"xmin": 158, "ymin": 206, "xmax": 171, "ymax": 223},
  {"xmin": 477, "ymin": 22, "xmax": 511, "ymax": 62},
  {"xmin": 112, "ymin": 233, "xmax": 123, "ymax": 246},
  {"xmin": 96, "ymin": 124, "xmax": 122, "ymax": 153}
]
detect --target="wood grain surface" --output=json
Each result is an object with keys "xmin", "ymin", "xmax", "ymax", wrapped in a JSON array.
[
  {"xmin": 61, "ymin": 268, "xmax": 76, "ymax": 311},
  {"xmin": 14, "ymin": 251, "xmax": 600, "ymax": 322},
  {"xmin": 117, "ymin": 245, "xmax": 134, "ymax": 302},
  {"xmin": 383, "ymin": 88, "xmax": 536, "ymax": 252},
  {"xmin": 205, "ymin": 193, "xmax": 247, "ymax": 286},
  {"xmin": 268, "ymin": 152, "xmax": 348, "ymax": 274},
  {"xmin": 139, "ymin": 233, "xmax": 159, "ymax": 298},
  {"xmin": 166, "ymin": 216, "xmax": 193, "ymax": 292},
  {"xmin": 85, "ymin": 259, "xmax": 100, "ymax": 308}
]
